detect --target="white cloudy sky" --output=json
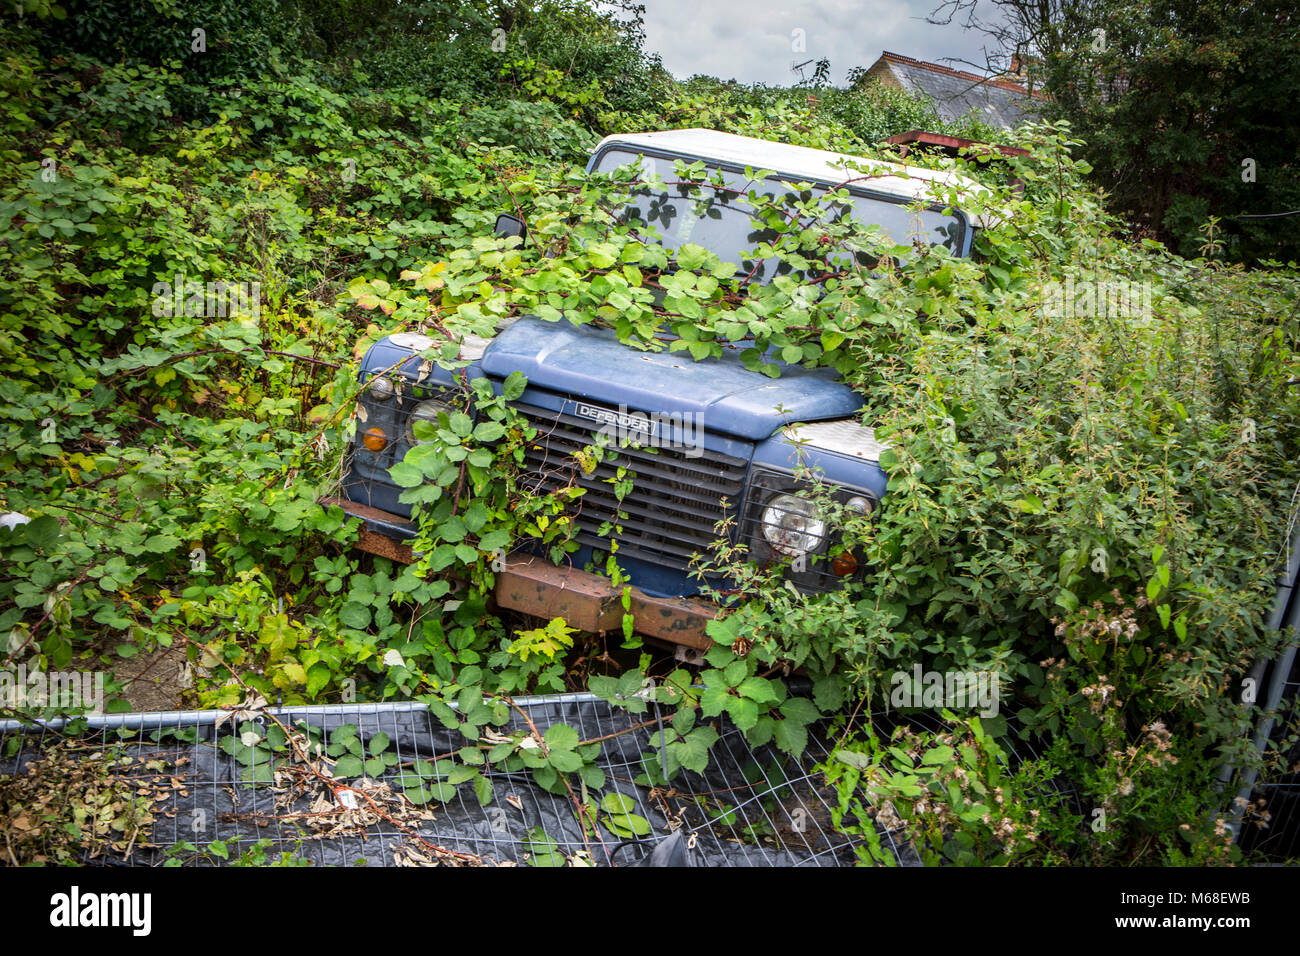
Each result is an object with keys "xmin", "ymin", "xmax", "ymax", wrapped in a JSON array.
[{"xmin": 630, "ymin": 0, "xmax": 1002, "ymax": 86}]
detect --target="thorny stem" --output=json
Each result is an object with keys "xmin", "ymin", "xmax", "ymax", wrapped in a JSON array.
[{"xmin": 504, "ymin": 695, "xmax": 607, "ymax": 865}]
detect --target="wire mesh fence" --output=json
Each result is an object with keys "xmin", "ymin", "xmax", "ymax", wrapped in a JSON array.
[
  {"xmin": 1227, "ymin": 519, "xmax": 1300, "ymax": 860},
  {"xmin": 0, "ymin": 694, "xmax": 921, "ymax": 867},
  {"xmin": 1237, "ymin": 660, "xmax": 1300, "ymax": 860}
]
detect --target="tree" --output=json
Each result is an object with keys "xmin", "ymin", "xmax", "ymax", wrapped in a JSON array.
[{"xmin": 929, "ymin": 0, "xmax": 1300, "ymax": 262}]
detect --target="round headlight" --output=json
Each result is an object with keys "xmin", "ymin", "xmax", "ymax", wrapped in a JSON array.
[
  {"xmin": 406, "ymin": 398, "xmax": 450, "ymax": 444},
  {"xmin": 845, "ymin": 495, "xmax": 875, "ymax": 514},
  {"xmin": 368, "ymin": 376, "xmax": 396, "ymax": 400},
  {"xmin": 761, "ymin": 493, "xmax": 825, "ymax": 556}
]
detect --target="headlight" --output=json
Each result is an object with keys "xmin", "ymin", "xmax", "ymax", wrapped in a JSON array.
[
  {"xmin": 406, "ymin": 398, "xmax": 451, "ymax": 444},
  {"xmin": 761, "ymin": 493, "xmax": 825, "ymax": 556},
  {"xmin": 368, "ymin": 376, "xmax": 395, "ymax": 400},
  {"xmin": 845, "ymin": 495, "xmax": 875, "ymax": 514}
]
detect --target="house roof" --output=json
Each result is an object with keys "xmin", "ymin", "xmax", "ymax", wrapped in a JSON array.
[
  {"xmin": 882, "ymin": 129, "xmax": 1030, "ymax": 160},
  {"xmin": 589, "ymin": 128, "xmax": 996, "ymax": 221},
  {"xmin": 870, "ymin": 51, "xmax": 1043, "ymax": 130}
]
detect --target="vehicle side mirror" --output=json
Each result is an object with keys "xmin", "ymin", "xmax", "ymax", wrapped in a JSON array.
[{"xmin": 494, "ymin": 213, "xmax": 526, "ymax": 241}]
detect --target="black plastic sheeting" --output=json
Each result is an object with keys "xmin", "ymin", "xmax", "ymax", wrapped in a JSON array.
[{"xmin": 0, "ymin": 695, "xmax": 919, "ymax": 867}]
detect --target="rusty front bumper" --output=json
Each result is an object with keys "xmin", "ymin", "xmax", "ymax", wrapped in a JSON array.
[{"xmin": 321, "ymin": 496, "xmax": 717, "ymax": 650}]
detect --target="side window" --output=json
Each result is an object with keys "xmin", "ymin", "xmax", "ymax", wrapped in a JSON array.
[
  {"xmin": 591, "ymin": 147, "xmax": 963, "ymax": 273},
  {"xmin": 833, "ymin": 194, "xmax": 962, "ymax": 255},
  {"xmin": 594, "ymin": 149, "xmax": 784, "ymax": 275}
]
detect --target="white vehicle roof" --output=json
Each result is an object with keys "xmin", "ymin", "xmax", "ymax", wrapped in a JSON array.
[{"xmin": 591, "ymin": 128, "xmax": 998, "ymax": 227}]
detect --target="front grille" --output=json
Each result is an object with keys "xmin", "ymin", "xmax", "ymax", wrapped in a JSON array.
[{"xmin": 513, "ymin": 400, "xmax": 750, "ymax": 569}]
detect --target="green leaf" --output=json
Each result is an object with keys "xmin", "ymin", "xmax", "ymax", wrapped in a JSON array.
[
  {"xmin": 548, "ymin": 749, "xmax": 584, "ymax": 773},
  {"xmin": 779, "ymin": 697, "xmax": 820, "ymax": 726},
  {"xmin": 525, "ymin": 826, "xmax": 565, "ymax": 867},
  {"xmin": 772, "ymin": 718, "xmax": 807, "ymax": 758},
  {"xmin": 502, "ymin": 371, "xmax": 527, "ymax": 401},
  {"xmin": 339, "ymin": 602, "xmax": 371, "ymax": 629},
  {"xmin": 673, "ymin": 725, "xmax": 717, "ymax": 774},
  {"xmin": 428, "ymin": 780, "xmax": 458, "ymax": 803},
  {"xmin": 22, "ymin": 516, "xmax": 60, "ymax": 551},
  {"xmin": 333, "ymin": 755, "xmax": 364, "ymax": 778},
  {"xmin": 725, "ymin": 695, "xmax": 760, "ymax": 731},
  {"xmin": 601, "ymin": 793, "xmax": 651, "ymax": 837},
  {"xmin": 447, "ymin": 763, "xmax": 479, "ymax": 785},
  {"xmin": 921, "ymin": 745, "xmax": 955, "ymax": 766},
  {"xmin": 241, "ymin": 764, "xmax": 275, "ymax": 784},
  {"xmin": 601, "ymin": 792, "xmax": 636, "ymax": 814},
  {"xmin": 388, "ymin": 460, "xmax": 425, "ymax": 487},
  {"xmin": 544, "ymin": 723, "xmax": 580, "ymax": 752},
  {"xmin": 473, "ymin": 421, "xmax": 506, "ymax": 442},
  {"xmin": 603, "ymin": 810, "xmax": 651, "ymax": 838},
  {"xmin": 737, "ymin": 676, "xmax": 781, "ymax": 704},
  {"xmin": 473, "ymin": 772, "xmax": 494, "ymax": 806},
  {"xmin": 331, "ymin": 725, "xmax": 358, "ymax": 745},
  {"xmin": 812, "ymin": 675, "xmax": 844, "ymax": 711},
  {"xmin": 143, "ymin": 533, "xmax": 180, "ymax": 553},
  {"xmin": 479, "ymin": 529, "xmax": 511, "ymax": 551},
  {"xmin": 700, "ymin": 685, "xmax": 729, "ymax": 718}
]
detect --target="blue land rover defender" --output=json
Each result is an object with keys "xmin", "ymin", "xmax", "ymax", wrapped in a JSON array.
[{"xmin": 328, "ymin": 129, "xmax": 984, "ymax": 648}]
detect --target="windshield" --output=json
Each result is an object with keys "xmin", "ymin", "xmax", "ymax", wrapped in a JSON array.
[{"xmin": 592, "ymin": 147, "xmax": 965, "ymax": 282}]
